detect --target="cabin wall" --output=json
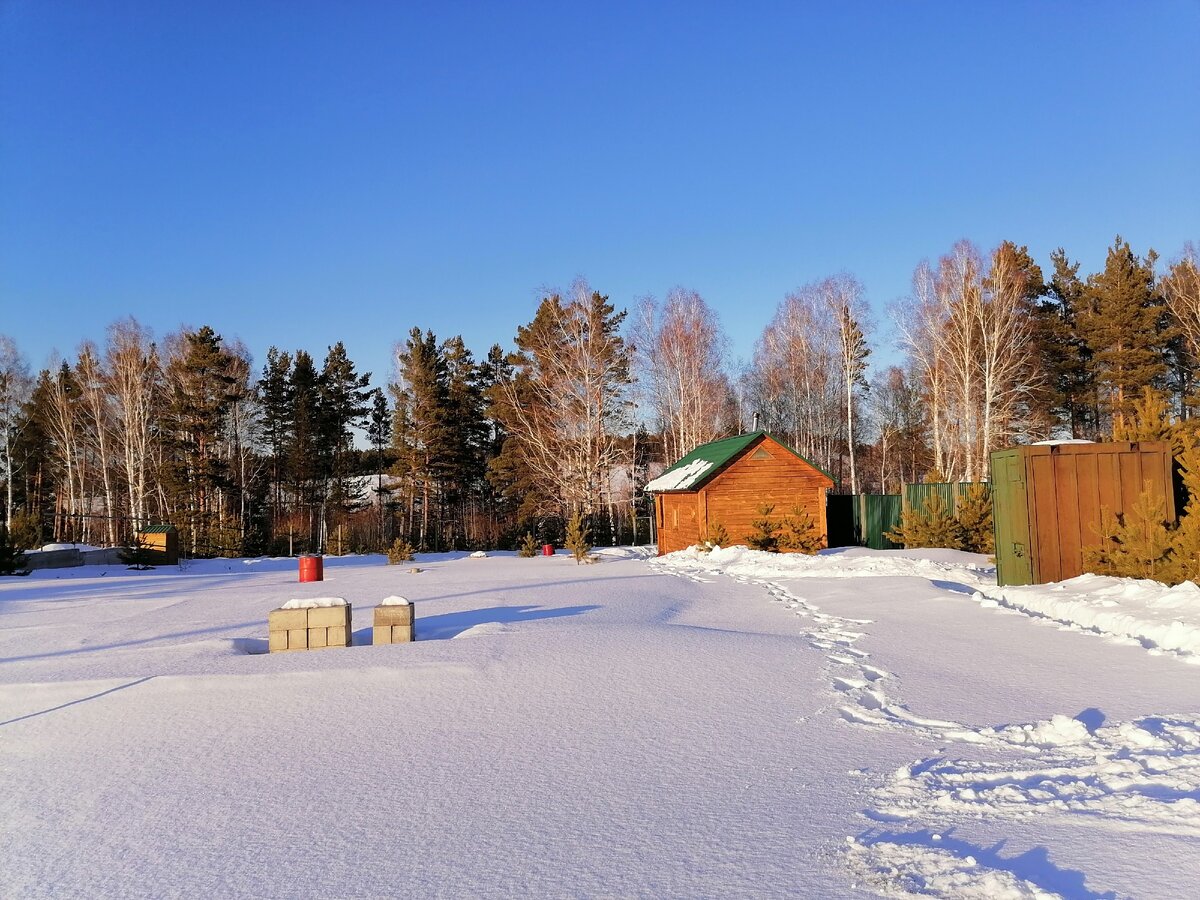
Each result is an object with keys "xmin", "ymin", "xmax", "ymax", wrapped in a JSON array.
[{"xmin": 656, "ymin": 493, "xmax": 702, "ymax": 555}]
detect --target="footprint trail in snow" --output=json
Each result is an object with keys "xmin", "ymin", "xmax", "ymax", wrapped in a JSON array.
[{"xmin": 655, "ymin": 552, "xmax": 1200, "ymax": 899}]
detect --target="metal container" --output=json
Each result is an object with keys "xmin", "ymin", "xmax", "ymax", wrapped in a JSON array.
[
  {"xmin": 990, "ymin": 441, "xmax": 1176, "ymax": 586},
  {"xmin": 298, "ymin": 554, "xmax": 324, "ymax": 582}
]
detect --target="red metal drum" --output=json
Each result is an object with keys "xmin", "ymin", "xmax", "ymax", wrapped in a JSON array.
[
  {"xmin": 298, "ymin": 554, "xmax": 324, "ymax": 582},
  {"xmin": 541, "ymin": 544, "xmax": 554, "ymax": 557}
]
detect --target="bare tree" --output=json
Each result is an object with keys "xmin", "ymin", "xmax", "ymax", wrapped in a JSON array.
[
  {"xmin": 75, "ymin": 342, "xmax": 120, "ymax": 545},
  {"xmin": 491, "ymin": 281, "xmax": 631, "ymax": 517},
  {"xmin": 0, "ymin": 335, "xmax": 33, "ymax": 529},
  {"xmin": 821, "ymin": 275, "xmax": 871, "ymax": 493},
  {"xmin": 748, "ymin": 284, "xmax": 839, "ymax": 470},
  {"xmin": 106, "ymin": 318, "xmax": 161, "ymax": 531},
  {"xmin": 978, "ymin": 242, "xmax": 1039, "ymax": 466},
  {"xmin": 630, "ymin": 288, "xmax": 735, "ymax": 462},
  {"xmin": 1164, "ymin": 242, "xmax": 1200, "ymax": 370},
  {"xmin": 893, "ymin": 261, "xmax": 951, "ymax": 478}
]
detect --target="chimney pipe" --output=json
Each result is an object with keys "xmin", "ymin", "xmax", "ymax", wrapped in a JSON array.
[{"xmin": 752, "ymin": 412, "xmax": 761, "ymax": 431}]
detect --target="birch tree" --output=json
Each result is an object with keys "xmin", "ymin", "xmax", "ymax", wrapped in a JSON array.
[
  {"xmin": 0, "ymin": 335, "xmax": 33, "ymax": 529},
  {"xmin": 821, "ymin": 275, "xmax": 871, "ymax": 493},
  {"xmin": 490, "ymin": 282, "xmax": 631, "ymax": 518},
  {"xmin": 630, "ymin": 288, "xmax": 735, "ymax": 463},
  {"xmin": 1164, "ymin": 243, "xmax": 1200, "ymax": 378},
  {"xmin": 106, "ymin": 318, "xmax": 161, "ymax": 531}
]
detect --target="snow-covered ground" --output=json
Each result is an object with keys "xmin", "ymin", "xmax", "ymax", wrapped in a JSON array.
[{"xmin": 2, "ymin": 545, "xmax": 1198, "ymax": 897}]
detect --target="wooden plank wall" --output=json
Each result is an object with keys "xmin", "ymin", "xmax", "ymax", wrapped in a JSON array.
[{"xmin": 1024, "ymin": 442, "xmax": 1174, "ymax": 583}]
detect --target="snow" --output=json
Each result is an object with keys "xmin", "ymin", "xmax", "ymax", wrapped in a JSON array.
[
  {"xmin": 3, "ymin": 545, "xmax": 1199, "ymax": 897},
  {"xmin": 644, "ymin": 458, "xmax": 714, "ymax": 492},
  {"xmin": 30, "ymin": 542, "xmax": 104, "ymax": 553},
  {"xmin": 380, "ymin": 595, "xmax": 411, "ymax": 606},
  {"xmin": 972, "ymin": 574, "xmax": 1200, "ymax": 662},
  {"xmin": 279, "ymin": 596, "xmax": 348, "ymax": 609},
  {"xmin": 469, "ymin": 550, "xmax": 488, "ymax": 558}
]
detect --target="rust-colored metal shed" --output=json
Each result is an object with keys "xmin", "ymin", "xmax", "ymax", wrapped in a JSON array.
[{"xmin": 990, "ymin": 441, "xmax": 1176, "ymax": 586}]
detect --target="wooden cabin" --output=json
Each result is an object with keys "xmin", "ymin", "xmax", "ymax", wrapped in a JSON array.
[{"xmin": 647, "ymin": 431, "xmax": 835, "ymax": 555}]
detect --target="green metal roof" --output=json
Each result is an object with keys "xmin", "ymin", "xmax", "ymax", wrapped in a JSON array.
[
  {"xmin": 645, "ymin": 431, "xmax": 836, "ymax": 492},
  {"xmin": 139, "ymin": 524, "xmax": 177, "ymax": 534}
]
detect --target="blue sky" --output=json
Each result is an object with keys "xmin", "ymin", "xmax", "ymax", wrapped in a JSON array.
[{"xmin": 2, "ymin": 1, "xmax": 1197, "ymax": 390}]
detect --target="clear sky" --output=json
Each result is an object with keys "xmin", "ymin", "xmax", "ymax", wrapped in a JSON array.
[{"xmin": 2, "ymin": 1, "xmax": 1197, "ymax": 390}]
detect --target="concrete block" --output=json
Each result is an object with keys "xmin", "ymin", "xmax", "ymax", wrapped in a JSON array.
[
  {"xmin": 308, "ymin": 627, "xmax": 328, "ymax": 648},
  {"xmin": 327, "ymin": 626, "xmax": 348, "ymax": 647},
  {"xmin": 374, "ymin": 605, "xmax": 413, "ymax": 627},
  {"xmin": 287, "ymin": 628, "xmax": 307, "ymax": 650},
  {"xmin": 269, "ymin": 608, "xmax": 308, "ymax": 631},
  {"xmin": 268, "ymin": 630, "xmax": 289, "ymax": 652},
  {"xmin": 307, "ymin": 606, "xmax": 350, "ymax": 629}
]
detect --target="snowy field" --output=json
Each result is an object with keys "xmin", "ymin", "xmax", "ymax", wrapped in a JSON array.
[{"xmin": 2, "ymin": 546, "xmax": 1199, "ymax": 898}]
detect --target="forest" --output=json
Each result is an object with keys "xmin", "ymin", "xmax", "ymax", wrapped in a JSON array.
[{"xmin": 0, "ymin": 235, "xmax": 1196, "ymax": 558}]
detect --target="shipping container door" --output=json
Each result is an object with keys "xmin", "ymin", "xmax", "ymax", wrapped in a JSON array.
[{"xmin": 992, "ymin": 452, "xmax": 1033, "ymax": 586}]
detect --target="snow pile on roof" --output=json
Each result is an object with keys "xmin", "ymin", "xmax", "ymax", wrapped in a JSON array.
[
  {"xmin": 280, "ymin": 596, "xmax": 347, "ymax": 609},
  {"xmin": 32, "ymin": 543, "xmax": 103, "ymax": 553},
  {"xmin": 1030, "ymin": 438, "xmax": 1095, "ymax": 446},
  {"xmin": 975, "ymin": 574, "xmax": 1200, "ymax": 663},
  {"xmin": 380, "ymin": 595, "xmax": 410, "ymax": 606},
  {"xmin": 644, "ymin": 459, "xmax": 714, "ymax": 492}
]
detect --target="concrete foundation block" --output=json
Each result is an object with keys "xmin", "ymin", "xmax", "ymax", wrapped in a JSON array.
[
  {"xmin": 372, "ymin": 606, "xmax": 416, "ymax": 644},
  {"xmin": 374, "ymin": 605, "xmax": 413, "ymax": 626},
  {"xmin": 268, "ymin": 608, "xmax": 308, "ymax": 631},
  {"xmin": 308, "ymin": 606, "xmax": 350, "ymax": 629}
]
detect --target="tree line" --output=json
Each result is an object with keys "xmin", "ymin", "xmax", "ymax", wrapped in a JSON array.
[{"xmin": 0, "ymin": 236, "xmax": 1196, "ymax": 557}]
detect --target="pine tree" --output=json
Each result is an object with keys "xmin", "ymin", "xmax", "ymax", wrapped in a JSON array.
[
  {"xmin": 746, "ymin": 504, "xmax": 783, "ymax": 552},
  {"xmin": 885, "ymin": 492, "xmax": 966, "ymax": 550},
  {"xmin": 1084, "ymin": 487, "xmax": 1173, "ymax": 581},
  {"xmin": 565, "ymin": 510, "xmax": 592, "ymax": 563},
  {"xmin": 258, "ymin": 347, "xmax": 293, "ymax": 535},
  {"xmin": 164, "ymin": 326, "xmax": 240, "ymax": 556},
  {"xmin": 287, "ymin": 350, "xmax": 323, "ymax": 551},
  {"xmin": 318, "ymin": 342, "xmax": 373, "ymax": 538},
  {"xmin": 518, "ymin": 531, "xmax": 539, "ymax": 557},
  {"xmin": 779, "ymin": 506, "xmax": 823, "ymax": 554},
  {"xmin": 367, "ymin": 388, "xmax": 393, "ymax": 548},
  {"xmin": 393, "ymin": 328, "xmax": 452, "ymax": 550},
  {"xmin": 1076, "ymin": 237, "xmax": 1170, "ymax": 428},
  {"xmin": 955, "ymin": 484, "xmax": 994, "ymax": 554}
]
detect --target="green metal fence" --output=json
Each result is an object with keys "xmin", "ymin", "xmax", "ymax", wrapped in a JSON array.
[{"xmin": 826, "ymin": 494, "xmax": 903, "ymax": 550}]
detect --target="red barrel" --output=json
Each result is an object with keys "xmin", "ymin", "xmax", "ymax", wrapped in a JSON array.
[
  {"xmin": 298, "ymin": 554, "xmax": 324, "ymax": 582},
  {"xmin": 541, "ymin": 544, "xmax": 554, "ymax": 557}
]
